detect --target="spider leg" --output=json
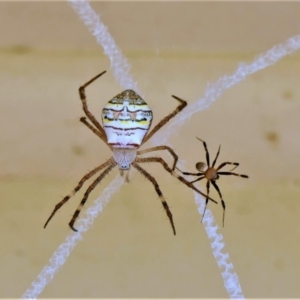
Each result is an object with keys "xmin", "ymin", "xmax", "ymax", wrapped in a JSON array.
[
  {"xmin": 44, "ymin": 158, "xmax": 115, "ymax": 229},
  {"xmin": 137, "ymin": 145, "xmax": 179, "ymax": 171},
  {"xmin": 141, "ymin": 95, "xmax": 187, "ymax": 145},
  {"xmin": 176, "ymin": 170, "xmax": 203, "ymax": 176},
  {"xmin": 78, "ymin": 71, "xmax": 107, "ymax": 142},
  {"xmin": 210, "ymin": 180, "xmax": 226, "ymax": 226},
  {"xmin": 201, "ymin": 180, "xmax": 210, "ymax": 223},
  {"xmin": 216, "ymin": 162, "xmax": 239, "ymax": 171},
  {"xmin": 196, "ymin": 137, "xmax": 210, "ymax": 166},
  {"xmin": 176, "ymin": 165, "xmax": 202, "ymax": 177},
  {"xmin": 217, "ymin": 171, "xmax": 249, "ymax": 178},
  {"xmin": 212, "ymin": 145, "xmax": 221, "ymax": 168},
  {"xmin": 80, "ymin": 117, "xmax": 109, "ymax": 145},
  {"xmin": 122, "ymin": 170, "xmax": 130, "ymax": 183},
  {"xmin": 136, "ymin": 156, "xmax": 218, "ymax": 204},
  {"xmin": 190, "ymin": 175, "xmax": 205, "ymax": 184},
  {"xmin": 69, "ymin": 160, "xmax": 117, "ymax": 232},
  {"xmin": 132, "ymin": 162, "xmax": 176, "ymax": 235}
]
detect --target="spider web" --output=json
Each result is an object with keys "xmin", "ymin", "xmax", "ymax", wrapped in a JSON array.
[{"xmin": 21, "ymin": 1, "xmax": 300, "ymax": 298}]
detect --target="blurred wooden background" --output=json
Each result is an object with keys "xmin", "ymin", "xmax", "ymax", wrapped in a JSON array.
[{"xmin": 0, "ymin": 2, "xmax": 300, "ymax": 298}]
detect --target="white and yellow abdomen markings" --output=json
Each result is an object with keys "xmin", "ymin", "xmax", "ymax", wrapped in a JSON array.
[{"xmin": 102, "ymin": 89, "xmax": 153, "ymax": 148}]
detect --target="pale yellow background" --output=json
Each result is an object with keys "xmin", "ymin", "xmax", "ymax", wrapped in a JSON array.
[{"xmin": 0, "ymin": 2, "xmax": 300, "ymax": 298}]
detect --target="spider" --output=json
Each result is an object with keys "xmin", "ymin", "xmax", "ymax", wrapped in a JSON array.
[
  {"xmin": 177, "ymin": 137, "xmax": 249, "ymax": 226},
  {"xmin": 44, "ymin": 71, "xmax": 217, "ymax": 235}
]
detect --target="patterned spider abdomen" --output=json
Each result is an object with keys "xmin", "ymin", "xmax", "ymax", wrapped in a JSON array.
[{"xmin": 102, "ymin": 89, "xmax": 153, "ymax": 148}]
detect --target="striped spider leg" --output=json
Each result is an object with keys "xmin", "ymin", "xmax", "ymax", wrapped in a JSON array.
[
  {"xmin": 44, "ymin": 71, "xmax": 217, "ymax": 236},
  {"xmin": 177, "ymin": 137, "xmax": 249, "ymax": 226}
]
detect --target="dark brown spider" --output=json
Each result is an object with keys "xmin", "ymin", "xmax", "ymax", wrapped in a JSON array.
[{"xmin": 177, "ymin": 137, "xmax": 249, "ymax": 226}]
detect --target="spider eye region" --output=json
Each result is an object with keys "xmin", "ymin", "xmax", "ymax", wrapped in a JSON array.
[{"xmin": 102, "ymin": 90, "xmax": 153, "ymax": 148}]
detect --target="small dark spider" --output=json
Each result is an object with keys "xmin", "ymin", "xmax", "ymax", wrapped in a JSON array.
[{"xmin": 177, "ymin": 137, "xmax": 249, "ymax": 226}]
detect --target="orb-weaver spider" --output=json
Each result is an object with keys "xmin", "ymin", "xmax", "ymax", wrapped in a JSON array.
[{"xmin": 44, "ymin": 71, "xmax": 217, "ymax": 235}]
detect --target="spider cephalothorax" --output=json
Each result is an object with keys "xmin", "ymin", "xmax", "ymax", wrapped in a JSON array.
[
  {"xmin": 44, "ymin": 71, "xmax": 217, "ymax": 235},
  {"xmin": 177, "ymin": 137, "xmax": 249, "ymax": 226}
]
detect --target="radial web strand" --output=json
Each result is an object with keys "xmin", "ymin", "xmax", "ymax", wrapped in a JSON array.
[
  {"xmin": 152, "ymin": 34, "xmax": 300, "ymax": 146},
  {"xmin": 69, "ymin": 0, "xmax": 139, "ymax": 93},
  {"xmin": 22, "ymin": 176, "xmax": 124, "ymax": 299}
]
